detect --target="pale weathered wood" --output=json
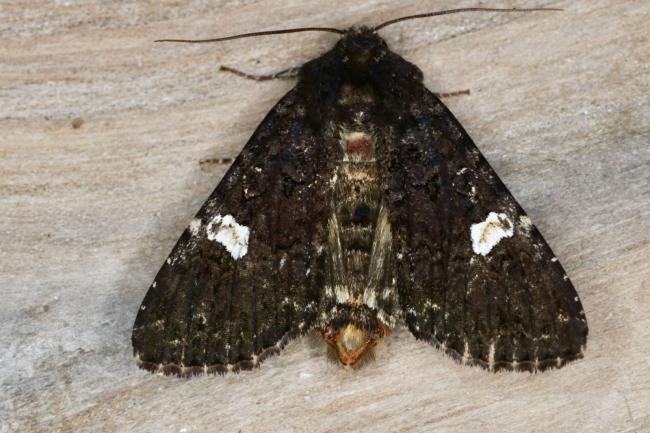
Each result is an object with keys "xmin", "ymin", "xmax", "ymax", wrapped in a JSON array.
[{"xmin": 1, "ymin": 1, "xmax": 648, "ymax": 432}]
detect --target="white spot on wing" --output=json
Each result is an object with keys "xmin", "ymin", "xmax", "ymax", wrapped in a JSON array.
[
  {"xmin": 206, "ymin": 214, "xmax": 250, "ymax": 260},
  {"xmin": 189, "ymin": 218, "xmax": 202, "ymax": 236},
  {"xmin": 470, "ymin": 212, "xmax": 514, "ymax": 256},
  {"xmin": 518, "ymin": 215, "xmax": 533, "ymax": 230}
]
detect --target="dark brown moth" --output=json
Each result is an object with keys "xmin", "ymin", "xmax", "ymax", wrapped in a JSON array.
[{"xmin": 132, "ymin": 8, "xmax": 588, "ymax": 376}]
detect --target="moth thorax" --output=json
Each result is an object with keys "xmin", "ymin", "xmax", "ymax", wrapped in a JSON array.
[
  {"xmin": 338, "ymin": 83, "xmax": 375, "ymax": 106},
  {"xmin": 341, "ymin": 131, "xmax": 374, "ymax": 161}
]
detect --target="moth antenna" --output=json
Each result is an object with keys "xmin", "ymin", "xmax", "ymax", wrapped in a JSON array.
[
  {"xmin": 374, "ymin": 7, "xmax": 562, "ymax": 31},
  {"xmin": 155, "ymin": 27, "xmax": 344, "ymax": 43}
]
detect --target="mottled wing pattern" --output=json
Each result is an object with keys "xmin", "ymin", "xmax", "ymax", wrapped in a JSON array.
[
  {"xmin": 132, "ymin": 89, "xmax": 336, "ymax": 375},
  {"xmin": 382, "ymin": 91, "xmax": 588, "ymax": 372}
]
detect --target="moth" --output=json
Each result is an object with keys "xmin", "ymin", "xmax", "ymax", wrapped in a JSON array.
[{"xmin": 133, "ymin": 7, "xmax": 588, "ymax": 376}]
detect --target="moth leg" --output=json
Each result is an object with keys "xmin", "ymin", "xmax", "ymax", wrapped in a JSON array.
[
  {"xmin": 219, "ymin": 65, "xmax": 300, "ymax": 81},
  {"xmin": 434, "ymin": 89, "xmax": 471, "ymax": 98}
]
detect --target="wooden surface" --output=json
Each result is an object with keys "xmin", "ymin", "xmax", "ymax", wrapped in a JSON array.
[{"xmin": 1, "ymin": 1, "xmax": 649, "ymax": 432}]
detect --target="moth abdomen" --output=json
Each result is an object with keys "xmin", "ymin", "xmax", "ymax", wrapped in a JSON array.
[
  {"xmin": 319, "ymin": 124, "xmax": 399, "ymax": 365},
  {"xmin": 320, "ymin": 303, "xmax": 390, "ymax": 365}
]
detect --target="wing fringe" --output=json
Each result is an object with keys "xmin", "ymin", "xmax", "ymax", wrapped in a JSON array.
[
  {"xmin": 411, "ymin": 329, "xmax": 586, "ymax": 373},
  {"xmin": 133, "ymin": 331, "xmax": 297, "ymax": 377}
]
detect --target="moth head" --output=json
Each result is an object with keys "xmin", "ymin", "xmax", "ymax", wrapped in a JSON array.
[
  {"xmin": 336, "ymin": 27, "xmax": 388, "ymax": 71},
  {"xmin": 320, "ymin": 303, "xmax": 390, "ymax": 366}
]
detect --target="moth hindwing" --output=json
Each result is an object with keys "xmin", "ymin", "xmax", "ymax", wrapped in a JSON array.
[{"xmin": 132, "ymin": 26, "xmax": 587, "ymax": 376}]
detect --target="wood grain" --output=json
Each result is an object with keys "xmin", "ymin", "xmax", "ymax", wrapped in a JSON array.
[{"xmin": 1, "ymin": 1, "xmax": 648, "ymax": 432}]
